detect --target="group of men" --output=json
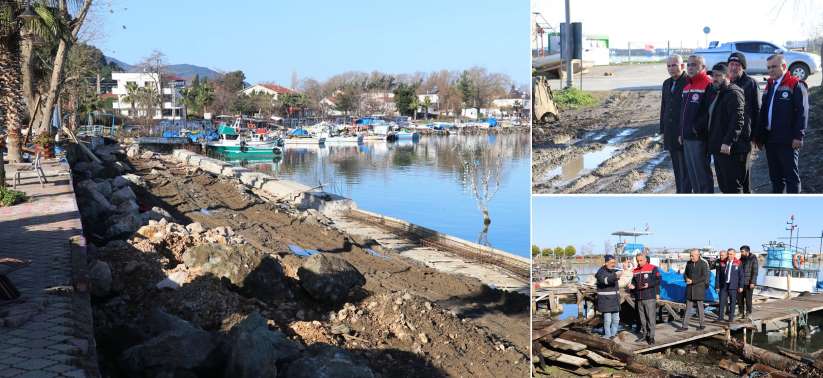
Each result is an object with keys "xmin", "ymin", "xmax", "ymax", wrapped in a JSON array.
[
  {"xmin": 660, "ymin": 53, "xmax": 809, "ymax": 193},
  {"xmin": 594, "ymin": 247, "xmax": 760, "ymax": 344},
  {"xmin": 595, "ymin": 254, "xmax": 660, "ymax": 345}
]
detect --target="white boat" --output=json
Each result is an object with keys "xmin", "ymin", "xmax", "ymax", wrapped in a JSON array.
[
  {"xmin": 394, "ymin": 130, "xmax": 419, "ymax": 140},
  {"xmin": 754, "ymin": 218, "xmax": 821, "ymax": 298},
  {"xmin": 284, "ymin": 136, "xmax": 326, "ymax": 145},
  {"xmin": 324, "ymin": 135, "xmax": 363, "ymax": 144}
]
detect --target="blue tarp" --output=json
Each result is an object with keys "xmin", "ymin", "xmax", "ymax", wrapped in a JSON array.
[
  {"xmin": 288, "ymin": 128, "xmax": 310, "ymax": 136},
  {"xmin": 659, "ymin": 269, "xmax": 719, "ymax": 303}
]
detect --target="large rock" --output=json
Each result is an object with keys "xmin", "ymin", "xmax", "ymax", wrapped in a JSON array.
[
  {"xmin": 182, "ymin": 244, "xmax": 261, "ymax": 286},
  {"xmin": 74, "ymin": 161, "xmax": 105, "ymax": 178},
  {"xmin": 111, "ymin": 186, "xmax": 137, "ymax": 205},
  {"xmin": 198, "ymin": 158, "xmax": 230, "ymax": 176},
  {"xmin": 107, "ymin": 212, "xmax": 143, "ymax": 238},
  {"xmin": 113, "ymin": 174, "xmax": 145, "ymax": 189},
  {"xmin": 116, "ymin": 199, "xmax": 140, "ymax": 215},
  {"xmin": 89, "ymin": 260, "xmax": 112, "ymax": 297},
  {"xmin": 126, "ymin": 144, "xmax": 140, "ymax": 158},
  {"xmin": 141, "ymin": 206, "xmax": 173, "ymax": 223},
  {"xmin": 241, "ymin": 256, "xmax": 289, "ymax": 302},
  {"xmin": 239, "ymin": 172, "xmax": 272, "ymax": 189},
  {"xmin": 297, "ymin": 254, "xmax": 365, "ymax": 304},
  {"xmin": 224, "ymin": 312, "xmax": 300, "ymax": 378},
  {"xmin": 120, "ymin": 312, "xmax": 218, "ymax": 374},
  {"xmin": 285, "ymin": 344, "xmax": 375, "ymax": 378}
]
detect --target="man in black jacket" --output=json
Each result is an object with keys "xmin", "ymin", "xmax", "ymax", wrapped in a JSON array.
[
  {"xmin": 678, "ymin": 249, "xmax": 709, "ymax": 331},
  {"xmin": 707, "ymin": 63, "xmax": 747, "ymax": 193},
  {"xmin": 660, "ymin": 55, "xmax": 690, "ymax": 193},
  {"xmin": 728, "ymin": 53, "xmax": 759, "ymax": 193},
  {"xmin": 595, "ymin": 255, "xmax": 622, "ymax": 339},
  {"xmin": 738, "ymin": 245, "xmax": 758, "ymax": 318}
]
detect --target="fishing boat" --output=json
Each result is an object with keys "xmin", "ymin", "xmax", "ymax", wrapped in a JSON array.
[
  {"xmin": 284, "ymin": 128, "xmax": 326, "ymax": 145},
  {"xmin": 393, "ymin": 129, "xmax": 419, "ymax": 140},
  {"xmin": 324, "ymin": 135, "xmax": 364, "ymax": 144},
  {"xmin": 755, "ymin": 216, "xmax": 821, "ymax": 298},
  {"xmin": 206, "ymin": 122, "xmax": 283, "ymax": 157}
]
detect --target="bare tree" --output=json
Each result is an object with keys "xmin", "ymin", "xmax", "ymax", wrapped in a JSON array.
[{"xmin": 459, "ymin": 141, "xmax": 505, "ymax": 247}]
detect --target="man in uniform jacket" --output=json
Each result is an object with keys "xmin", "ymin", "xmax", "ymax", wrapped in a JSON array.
[
  {"xmin": 706, "ymin": 63, "xmax": 747, "ymax": 193},
  {"xmin": 716, "ymin": 249, "xmax": 744, "ymax": 322},
  {"xmin": 661, "ymin": 54, "xmax": 691, "ymax": 193},
  {"xmin": 628, "ymin": 254, "xmax": 660, "ymax": 345},
  {"xmin": 756, "ymin": 54, "xmax": 809, "ymax": 193},
  {"xmin": 738, "ymin": 245, "xmax": 758, "ymax": 318},
  {"xmin": 728, "ymin": 53, "xmax": 760, "ymax": 193},
  {"xmin": 678, "ymin": 249, "xmax": 709, "ymax": 331},
  {"xmin": 595, "ymin": 255, "xmax": 623, "ymax": 339},
  {"xmin": 680, "ymin": 55, "xmax": 716, "ymax": 193}
]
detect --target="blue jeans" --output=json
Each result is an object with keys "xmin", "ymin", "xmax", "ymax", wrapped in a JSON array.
[{"xmin": 603, "ymin": 312, "xmax": 620, "ymax": 337}]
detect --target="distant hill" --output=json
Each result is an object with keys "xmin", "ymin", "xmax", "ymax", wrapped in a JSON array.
[{"xmin": 104, "ymin": 56, "xmax": 222, "ymax": 81}]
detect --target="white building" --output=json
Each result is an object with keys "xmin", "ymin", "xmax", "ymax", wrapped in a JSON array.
[
  {"xmin": 111, "ymin": 72, "xmax": 186, "ymax": 120},
  {"xmin": 417, "ymin": 93, "xmax": 440, "ymax": 116},
  {"xmin": 241, "ymin": 83, "xmax": 295, "ymax": 100}
]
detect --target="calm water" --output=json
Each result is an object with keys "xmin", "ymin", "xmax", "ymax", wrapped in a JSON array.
[{"xmin": 219, "ymin": 132, "xmax": 530, "ymax": 256}]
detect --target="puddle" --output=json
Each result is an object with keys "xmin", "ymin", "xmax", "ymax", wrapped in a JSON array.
[
  {"xmin": 547, "ymin": 145, "xmax": 620, "ymax": 185},
  {"xmin": 606, "ymin": 128, "xmax": 638, "ymax": 144},
  {"xmin": 288, "ymin": 244, "xmax": 320, "ymax": 257},
  {"xmin": 199, "ymin": 208, "xmax": 213, "ymax": 215},
  {"xmin": 632, "ymin": 152, "xmax": 669, "ymax": 192},
  {"xmin": 366, "ymin": 248, "xmax": 391, "ymax": 259}
]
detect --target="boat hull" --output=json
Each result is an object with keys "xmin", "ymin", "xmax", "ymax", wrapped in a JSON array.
[{"xmin": 284, "ymin": 137, "xmax": 326, "ymax": 145}]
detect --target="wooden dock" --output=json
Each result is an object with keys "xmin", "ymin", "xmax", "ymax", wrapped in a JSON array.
[{"xmin": 533, "ymin": 282, "xmax": 823, "ymax": 354}]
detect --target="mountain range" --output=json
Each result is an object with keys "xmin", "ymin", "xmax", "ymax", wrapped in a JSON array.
[{"xmin": 105, "ymin": 56, "xmax": 222, "ymax": 81}]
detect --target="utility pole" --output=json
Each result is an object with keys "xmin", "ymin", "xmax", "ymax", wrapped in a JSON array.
[{"xmin": 564, "ymin": 0, "xmax": 573, "ymax": 89}]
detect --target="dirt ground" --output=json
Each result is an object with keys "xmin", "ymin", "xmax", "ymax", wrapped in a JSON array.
[
  {"xmin": 532, "ymin": 87, "xmax": 823, "ymax": 194},
  {"xmin": 90, "ymin": 155, "xmax": 529, "ymax": 377}
]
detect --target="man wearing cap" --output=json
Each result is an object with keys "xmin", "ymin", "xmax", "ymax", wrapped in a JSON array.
[
  {"xmin": 706, "ymin": 62, "xmax": 747, "ymax": 193},
  {"xmin": 678, "ymin": 249, "xmax": 710, "ymax": 332},
  {"xmin": 680, "ymin": 55, "xmax": 715, "ymax": 193},
  {"xmin": 728, "ymin": 52, "xmax": 760, "ymax": 193},
  {"xmin": 660, "ymin": 54, "xmax": 691, "ymax": 193},
  {"xmin": 628, "ymin": 254, "xmax": 660, "ymax": 345},
  {"xmin": 757, "ymin": 54, "xmax": 808, "ymax": 193},
  {"xmin": 595, "ymin": 255, "xmax": 622, "ymax": 339}
]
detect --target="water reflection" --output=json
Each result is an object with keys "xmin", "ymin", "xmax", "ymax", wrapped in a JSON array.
[{"xmin": 221, "ymin": 132, "xmax": 531, "ymax": 255}]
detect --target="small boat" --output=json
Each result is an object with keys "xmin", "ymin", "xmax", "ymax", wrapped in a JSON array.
[
  {"xmin": 207, "ymin": 124, "xmax": 283, "ymax": 157},
  {"xmin": 754, "ymin": 216, "xmax": 821, "ymax": 298},
  {"xmin": 393, "ymin": 130, "xmax": 419, "ymax": 140},
  {"xmin": 324, "ymin": 135, "xmax": 364, "ymax": 144},
  {"xmin": 284, "ymin": 128, "xmax": 326, "ymax": 145}
]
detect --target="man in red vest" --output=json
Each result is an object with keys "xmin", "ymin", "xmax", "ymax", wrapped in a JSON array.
[{"xmin": 628, "ymin": 254, "xmax": 661, "ymax": 345}]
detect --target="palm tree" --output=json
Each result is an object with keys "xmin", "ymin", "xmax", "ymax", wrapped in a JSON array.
[
  {"xmin": 409, "ymin": 96, "xmax": 420, "ymax": 121},
  {"xmin": 1, "ymin": 1, "xmax": 32, "ymax": 164},
  {"xmin": 136, "ymin": 85, "xmax": 160, "ymax": 128},
  {"xmin": 120, "ymin": 82, "xmax": 140, "ymax": 118},
  {"xmin": 422, "ymin": 96, "xmax": 432, "ymax": 120}
]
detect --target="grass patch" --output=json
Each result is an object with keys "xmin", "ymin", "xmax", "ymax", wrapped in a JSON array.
[
  {"xmin": 0, "ymin": 186, "xmax": 28, "ymax": 207},
  {"xmin": 553, "ymin": 87, "xmax": 598, "ymax": 109}
]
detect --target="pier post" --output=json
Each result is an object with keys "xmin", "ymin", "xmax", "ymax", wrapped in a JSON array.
[{"xmin": 577, "ymin": 292, "xmax": 584, "ymax": 319}]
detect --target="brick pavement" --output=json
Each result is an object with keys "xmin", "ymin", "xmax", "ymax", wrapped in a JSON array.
[{"xmin": 1, "ymin": 160, "xmax": 97, "ymax": 377}]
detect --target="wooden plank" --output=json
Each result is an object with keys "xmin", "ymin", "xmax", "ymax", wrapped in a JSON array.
[
  {"xmin": 532, "ymin": 319, "xmax": 575, "ymax": 341},
  {"xmin": 627, "ymin": 324, "xmax": 726, "ymax": 354},
  {"xmin": 539, "ymin": 348, "xmax": 589, "ymax": 367},
  {"xmin": 580, "ymin": 350, "xmax": 626, "ymax": 368},
  {"xmin": 550, "ymin": 338, "xmax": 587, "ymax": 352}
]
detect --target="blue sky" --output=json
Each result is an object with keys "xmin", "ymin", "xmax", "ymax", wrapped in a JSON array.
[
  {"xmin": 532, "ymin": 197, "xmax": 823, "ymax": 254},
  {"xmin": 94, "ymin": 0, "xmax": 529, "ymax": 85}
]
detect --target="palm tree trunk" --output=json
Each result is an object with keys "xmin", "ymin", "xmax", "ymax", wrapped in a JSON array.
[
  {"xmin": 36, "ymin": 37, "xmax": 69, "ymax": 135},
  {"xmin": 20, "ymin": 31, "xmax": 37, "ymax": 119},
  {"xmin": 0, "ymin": 34, "xmax": 26, "ymax": 164}
]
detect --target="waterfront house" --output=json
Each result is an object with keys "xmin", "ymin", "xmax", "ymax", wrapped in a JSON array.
[{"xmin": 112, "ymin": 72, "xmax": 187, "ymax": 120}]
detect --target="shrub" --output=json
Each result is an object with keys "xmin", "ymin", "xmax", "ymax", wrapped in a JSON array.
[{"xmin": 0, "ymin": 186, "xmax": 28, "ymax": 207}]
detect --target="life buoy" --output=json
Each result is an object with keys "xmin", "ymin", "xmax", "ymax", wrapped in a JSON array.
[{"xmin": 793, "ymin": 254, "xmax": 805, "ymax": 269}]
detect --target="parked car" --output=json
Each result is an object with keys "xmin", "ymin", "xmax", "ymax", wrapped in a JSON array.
[{"xmin": 694, "ymin": 40, "xmax": 821, "ymax": 80}]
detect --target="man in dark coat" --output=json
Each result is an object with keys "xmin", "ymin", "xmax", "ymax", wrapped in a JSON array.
[
  {"xmin": 728, "ymin": 53, "xmax": 760, "ymax": 193},
  {"xmin": 595, "ymin": 255, "xmax": 622, "ymax": 339},
  {"xmin": 628, "ymin": 254, "xmax": 660, "ymax": 345},
  {"xmin": 716, "ymin": 248, "xmax": 744, "ymax": 322},
  {"xmin": 756, "ymin": 54, "xmax": 808, "ymax": 193},
  {"xmin": 661, "ymin": 54, "xmax": 690, "ymax": 193},
  {"xmin": 707, "ymin": 63, "xmax": 748, "ymax": 193},
  {"xmin": 738, "ymin": 245, "xmax": 758, "ymax": 318},
  {"xmin": 678, "ymin": 249, "xmax": 709, "ymax": 331}
]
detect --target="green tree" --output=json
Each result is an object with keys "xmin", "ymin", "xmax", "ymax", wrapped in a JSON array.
[
  {"xmin": 120, "ymin": 82, "xmax": 140, "ymax": 118},
  {"xmin": 136, "ymin": 85, "xmax": 160, "ymax": 128},
  {"xmin": 180, "ymin": 75, "xmax": 215, "ymax": 117},
  {"xmin": 564, "ymin": 245, "xmax": 576, "ymax": 257},
  {"xmin": 553, "ymin": 247, "xmax": 564, "ymax": 257},
  {"xmin": 392, "ymin": 82, "xmax": 418, "ymax": 118},
  {"xmin": 422, "ymin": 95, "xmax": 432, "ymax": 120},
  {"xmin": 542, "ymin": 248, "xmax": 553, "ymax": 257},
  {"xmin": 531, "ymin": 245, "xmax": 540, "ymax": 257},
  {"xmin": 334, "ymin": 90, "xmax": 358, "ymax": 115},
  {"xmin": 456, "ymin": 70, "xmax": 475, "ymax": 111}
]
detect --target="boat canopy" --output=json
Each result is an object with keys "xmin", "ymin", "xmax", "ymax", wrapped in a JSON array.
[
  {"xmin": 288, "ymin": 128, "xmax": 310, "ymax": 136},
  {"xmin": 622, "ymin": 243, "xmax": 645, "ymax": 256},
  {"xmin": 218, "ymin": 125, "xmax": 238, "ymax": 136}
]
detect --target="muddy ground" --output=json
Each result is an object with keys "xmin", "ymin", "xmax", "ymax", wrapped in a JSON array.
[
  {"xmin": 532, "ymin": 88, "xmax": 823, "ymax": 194},
  {"xmin": 84, "ymin": 152, "xmax": 528, "ymax": 377}
]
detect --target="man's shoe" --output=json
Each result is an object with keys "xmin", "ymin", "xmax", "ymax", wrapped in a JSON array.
[
  {"xmin": 696, "ymin": 326, "xmax": 706, "ymax": 331},
  {"xmin": 634, "ymin": 334, "xmax": 646, "ymax": 342},
  {"xmin": 675, "ymin": 327, "xmax": 688, "ymax": 332},
  {"xmin": 647, "ymin": 337, "xmax": 655, "ymax": 345}
]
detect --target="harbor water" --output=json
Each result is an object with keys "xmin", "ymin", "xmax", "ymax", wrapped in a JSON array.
[{"xmin": 215, "ymin": 132, "xmax": 531, "ymax": 256}]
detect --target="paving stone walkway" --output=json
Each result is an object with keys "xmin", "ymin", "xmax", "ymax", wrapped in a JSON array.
[{"xmin": 1, "ymin": 160, "xmax": 97, "ymax": 377}]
